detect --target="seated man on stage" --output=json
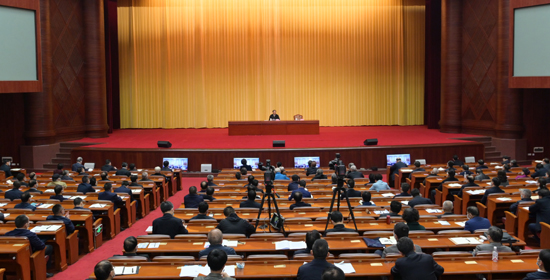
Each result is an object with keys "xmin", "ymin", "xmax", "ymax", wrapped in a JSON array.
[
  {"xmin": 269, "ymin": 109, "xmax": 280, "ymax": 121},
  {"xmin": 325, "ymin": 211, "xmax": 356, "ymax": 235}
]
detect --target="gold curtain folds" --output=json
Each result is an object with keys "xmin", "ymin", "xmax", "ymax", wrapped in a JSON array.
[{"xmin": 118, "ymin": 0, "xmax": 425, "ymax": 128}]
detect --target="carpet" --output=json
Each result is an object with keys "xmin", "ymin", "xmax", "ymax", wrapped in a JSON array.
[
  {"xmin": 69, "ymin": 126, "xmax": 481, "ymax": 149},
  {"xmin": 49, "ymin": 178, "xmax": 203, "ymax": 280}
]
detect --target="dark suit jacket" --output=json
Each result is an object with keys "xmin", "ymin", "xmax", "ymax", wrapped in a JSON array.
[
  {"xmin": 49, "ymin": 195, "xmax": 66, "ymax": 202},
  {"xmin": 184, "ymin": 194, "xmax": 204, "ymax": 208},
  {"xmin": 480, "ymin": 186, "xmax": 505, "ymax": 205},
  {"xmin": 290, "ymin": 201, "xmax": 311, "ymax": 210},
  {"xmin": 4, "ymin": 228, "xmax": 45, "ymax": 252},
  {"xmin": 240, "ymin": 200, "xmax": 261, "ymax": 208},
  {"xmin": 101, "ymin": 164, "xmax": 116, "ymax": 172},
  {"xmin": 393, "ymin": 192, "xmax": 412, "ymax": 199},
  {"xmin": 529, "ymin": 196, "xmax": 550, "ymax": 231},
  {"xmin": 306, "ymin": 167, "xmax": 318, "ymax": 176},
  {"xmin": 161, "ymin": 167, "xmax": 172, "ymax": 172},
  {"xmin": 325, "ymin": 224, "xmax": 356, "ymax": 235},
  {"xmin": 114, "ymin": 186, "xmax": 133, "ymax": 201},
  {"xmin": 198, "ymin": 244, "xmax": 237, "ymax": 259},
  {"xmin": 438, "ymin": 177, "xmax": 459, "ymax": 190},
  {"xmin": 98, "ymin": 191, "xmax": 123, "ymax": 210},
  {"xmin": 152, "ymin": 213, "xmax": 188, "ymax": 238},
  {"xmin": 216, "ymin": 213, "xmax": 255, "ymax": 237},
  {"xmin": 522, "ymin": 270, "xmax": 550, "ymax": 280},
  {"xmin": 5, "ymin": 189, "xmax": 24, "ymax": 201},
  {"xmin": 115, "ymin": 169, "xmax": 131, "ymax": 177},
  {"xmin": 25, "ymin": 188, "xmax": 43, "ymax": 194},
  {"xmin": 121, "ymin": 252, "xmax": 150, "ymax": 261},
  {"xmin": 453, "ymin": 160, "xmax": 464, "ymax": 166},
  {"xmin": 46, "ymin": 215, "xmax": 75, "ymax": 235},
  {"xmin": 458, "ymin": 182, "xmax": 479, "ymax": 197},
  {"xmin": 130, "ymin": 182, "xmax": 143, "ymax": 188},
  {"xmin": 287, "ymin": 181, "xmax": 299, "ymax": 191},
  {"xmin": 531, "ymin": 168, "xmax": 548, "ymax": 178},
  {"xmin": 77, "ymin": 183, "xmax": 96, "ymax": 194},
  {"xmin": 1, "ymin": 164, "xmax": 12, "ymax": 177},
  {"xmin": 408, "ymin": 196, "xmax": 433, "ymax": 208},
  {"xmin": 297, "ymin": 258, "xmax": 335, "ymax": 280},
  {"xmin": 190, "ymin": 214, "xmax": 216, "ymax": 220},
  {"xmin": 241, "ymin": 165, "xmax": 252, "ymax": 171},
  {"xmin": 341, "ymin": 188, "xmax": 361, "ymax": 199},
  {"xmin": 390, "ymin": 162, "xmax": 408, "ymax": 178},
  {"xmin": 72, "ymin": 162, "xmax": 85, "ymax": 172},
  {"xmin": 269, "ymin": 114, "xmax": 280, "ymax": 120},
  {"xmin": 406, "ymin": 222, "xmax": 426, "ymax": 230},
  {"xmin": 464, "ymin": 216, "xmax": 491, "ymax": 233},
  {"xmin": 391, "ymin": 252, "xmax": 444, "ymax": 280},
  {"xmin": 347, "ymin": 171, "xmax": 364, "ymax": 179},
  {"xmin": 510, "ymin": 198, "xmax": 533, "ymax": 214},
  {"xmin": 14, "ymin": 202, "xmax": 36, "ymax": 211}
]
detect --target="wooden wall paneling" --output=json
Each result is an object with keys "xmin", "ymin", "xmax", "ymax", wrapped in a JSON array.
[
  {"xmin": 71, "ymin": 143, "xmax": 485, "ymax": 173},
  {"xmin": 424, "ymin": 0, "xmax": 442, "ymax": 129},
  {"xmin": 0, "ymin": 93, "xmax": 26, "ymax": 163},
  {"xmin": 438, "ymin": 0, "xmax": 462, "ymax": 133}
]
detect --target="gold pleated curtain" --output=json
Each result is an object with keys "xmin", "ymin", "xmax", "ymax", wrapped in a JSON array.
[{"xmin": 118, "ymin": 0, "xmax": 425, "ymax": 128}]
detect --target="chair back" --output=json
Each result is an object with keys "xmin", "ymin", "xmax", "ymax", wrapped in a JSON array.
[
  {"xmin": 199, "ymin": 255, "xmax": 243, "ymax": 261},
  {"xmin": 222, "ymin": 234, "xmax": 246, "ymax": 239},
  {"xmin": 325, "ymin": 232, "xmax": 359, "ymax": 238},
  {"xmin": 246, "ymin": 254, "xmax": 288, "ymax": 260},
  {"xmin": 437, "ymin": 230, "xmax": 472, "ymax": 236},
  {"xmin": 337, "ymin": 253, "xmax": 381, "ymax": 260},
  {"xmin": 152, "ymin": 256, "xmax": 197, "ymax": 264},
  {"xmin": 108, "ymin": 256, "xmax": 148, "ymax": 265},
  {"xmin": 250, "ymin": 233, "xmax": 284, "ymax": 238}
]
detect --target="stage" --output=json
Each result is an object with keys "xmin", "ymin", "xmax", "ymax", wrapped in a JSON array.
[{"xmin": 70, "ymin": 126, "xmax": 486, "ymax": 172}]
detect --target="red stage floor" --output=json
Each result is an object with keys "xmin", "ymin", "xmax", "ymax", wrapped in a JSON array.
[{"xmin": 71, "ymin": 126, "xmax": 481, "ymax": 149}]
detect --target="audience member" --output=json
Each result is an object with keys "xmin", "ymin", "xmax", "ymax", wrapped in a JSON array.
[
  {"xmin": 306, "ymin": 161, "xmax": 318, "ymax": 176},
  {"xmin": 77, "ymin": 167, "xmax": 89, "ymax": 176},
  {"xmin": 510, "ymin": 189, "xmax": 533, "ymax": 215},
  {"xmin": 239, "ymin": 167, "xmax": 247, "ymax": 176},
  {"xmin": 523, "ymin": 249, "xmax": 550, "ymax": 280},
  {"xmin": 361, "ymin": 191, "xmax": 375, "ymax": 206},
  {"xmin": 140, "ymin": 171, "xmax": 152, "ymax": 182},
  {"xmin": 342, "ymin": 179, "xmax": 361, "ymax": 198},
  {"xmin": 152, "ymin": 201, "xmax": 188, "ymax": 238},
  {"xmin": 502, "ymin": 156, "xmax": 511, "ymax": 165},
  {"xmin": 54, "ymin": 163, "xmax": 64, "ymax": 175},
  {"xmin": 394, "ymin": 183, "xmax": 412, "ymax": 198},
  {"xmin": 61, "ymin": 170, "xmax": 74, "ymax": 181},
  {"xmin": 184, "ymin": 186, "xmax": 205, "ymax": 208},
  {"xmin": 290, "ymin": 192, "xmax": 311, "ymax": 210},
  {"xmin": 202, "ymin": 186, "xmax": 216, "ymax": 202},
  {"xmin": 473, "ymin": 226, "xmax": 512, "ymax": 255},
  {"xmin": 389, "ymin": 157, "xmax": 407, "ymax": 186},
  {"xmin": 207, "ymin": 174, "xmax": 217, "ymax": 186},
  {"xmin": 439, "ymin": 201, "xmax": 454, "ymax": 217},
  {"xmin": 115, "ymin": 162, "xmax": 131, "ymax": 176},
  {"xmin": 408, "ymin": 188, "xmax": 432, "ymax": 208},
  {"xmin": 50, "ymin": 185, "xmax": 66, "ymax": 202},
  {"xmin": 47, "ymin": 174, "xmax": 67, "ymax": 188},
  {"xmin": 531, "ymin": 163, "xmax": 548, "ymax": 178},
  {"xmin": 101, "ymin": 159, "xmax": 117, "ymax": 171},
  {"xmin": 25, "ymin": 180, "xmax": 42, "ymax": 194},
  {"xmin": 322, "ymin": 267, "xmax": 345, "ymax": 280},
  {"xmin": 289, "ymin": 180, "xmax": 312, "ymax": 200},
  {"xmin": 240, "ymin": 190, "xmax": 261, "ymax": 208},
  {"xmin": 297, "ymin": 239, "xmax": 335, "ymax": 280},
  {"xmin": 476, "ymin": 159, "xmax": 488, "ymax": 170},
  {"xmin": 129, "ymin": 163, "xmax": 137, "ymax": 171},
  {"xmin": 452, "ymin": 155, "xmax": 464, "ymax": 166},
  {"xmin": 5, "ymin": 181, "xmax": 24, "ymax": 201},
  {"xmin": 516, "ymin": 168, "xmax": 531, "ymax": 179},
  {"xmin": 120, "ymin": 236, "xmax": 150, "ymax": 260},
  {"xmin": 193, "ymin": 249, "xmax": 235, "ymax": 280},
  {"xmin": 497, "ymin": 170, "xmax": 509, "ymax": 186},
  {"xmin": 369, "ymin": 173, "xmax": 390, "ymax": 191},
  {"xmin": 458, "ymin": 175, "xmax": 478, "ymax": 197},
  {"xmin": 130, "ymin": 175, "xmax": 143, "ymax": 187},
  {"xmin": 288, "ymin": 175, "xmax": 300, "ymax": 191},
  {"xmin": 216, "ymin": 206, "xmax": 255, "ymax": 237},
  {"xmin": 241, "ymin": 159, "xmax": 252, "ymax": 171},
  {"xmin": 99, "ymin": 171, "xmax": 111, "ymax": 182},
  {"xmin": 199, "ymin": 181, "xmax": 208, "ymax": 193},
  {"xmin": 14, "ymin": 192, "xmax": 36, "ymax": 211},
  {"xmin": 475, "ymin": 168, "xmax": 490, "ymax": 181},
  {"xmin": 198, "ymin": 229, "xmax": 237, "ymax": 259},
  {"xmin": 382, "ymin": 201, "xmax": 403, "ymax": 218},
  {"xmin": 464, "ymin": 206, "xmax": 491, "ymax": 233},
  {"xmin": 403, "ymin": 208, "xmax": 425, "ymax": 230},
  {"xmin": 73, "ymin": 197, "xmax": 86, "ymax": 209},
  {"xmin": 295, "ymin": 230, "xmax": 321, "ymax": 255},
  {"xmin": 77, "ymin": 176, "xmax": 95, "ymax": 194},
  {"xmin": 98, "ymin": 183, "xmax": 123, "ymax": 210},
  {"xmin": 93, "ymin": 260, "xmax": 114, "ymax": 280},
  {"xmin": 409, "ymin": 161, "xmax": 425, "ymax": 177},
  {"xmin": 274, "ymin": 168, "xmax": 289, "ymax": 180},
  {"xmin": 191, "ymin": 202, "xmax": 216, "ymax": 220},
  {"xmin": 346, "ymin": 165, "xmax": 364, "ymax": 179},
  {"xmin": 459, "ymin": 164, "xmax": 473, "ymax": 176},
  {"xmin": 162, "ymin": 160, "xmax": 172, "ymax": 171},
  {"xmin": 381, "ymin": 222, "xmax": 422, "ymax": 258},
  {"xmin": 325, "ymin": 211, "xmax": 356, "ymax": 234},
  {"xmin": 15, "ymin": 172, "xmax": 29, "ymax": 186},
  {"xmin": 480, "ymin": 177, "xmax": 505, "ymax": 205},
  {"xmin": 72, "ymin": 157, "xmax": 85, "ymax": 171},
  {"xmin": 311, "ymin": 169, "xmax": 327, "ymax": 181},
  {"xmin": 391, "ymin": 237, "xmax": 443, "ymax": 280},
  {"xmin": 1, "ymin": 158, "xmax": 13, "ymax": 177},
  {"xmin": 528, "ymin": 188, "xmax": 550, "ymax": 241},
  {"xmin": 46, "ymin": 204, "xmax": 75, "ymax": 234}
]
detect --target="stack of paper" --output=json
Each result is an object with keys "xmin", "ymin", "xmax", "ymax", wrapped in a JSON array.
[
  {"xmin": 381, "ymin": 193, "xmax": 395, "ymax": 197},
  {"xmin": 3, "ymin": 213, "xmax": 9, "ymax": 218},
  {"xmin": 204, "ymin": 240, "xmax": 239, "ymax": 248},
  {"xmin": 44, "ymin": 189, "xmax": 54, "ymax": 193},
  {"xmin": 147, "ymin": 243, "xmax": 160, "ymax": 248},
  {"xmin": 437, "ymin": 221, "xmax": 451, "ymax": 225},
  {"xmin": 89, "ymin": 203, "xmax": 107, "ymax": 208},
  {"xmin": 449, "ymin": 237, "xmax": 482, "ymax": 245},
  {"xmin": 6, "ymin": 180, "xmax": 13, "ymax": 185},
  {"xmin": 0, "ymin": 203, "xmax": 7, "ymax": 207},
  {"xmin": 401, "ymin": 169, "xmax": 413, "ymax": 172},
  {"xmin": 526, "ymin": 180, "xmax": 537, "ymax": 184},
  {"xmin": 426, "ymin": 209, "xmax": 443, "ymax": 213},
  {"xmin": 146, "ymin": 226, "xmax": 153, "ymax": 232},
  {"xmin": 379, "ymin": 237, "xmax": 397, "ymax": 245},
  {"xmin": 523, "ymin": 207, "xmax": 530, "ymax": 211},
  {"xmin": 466, "ymin": 190, "xmax": 485, "ymax": 195},
  {"xmin": 179, "ymin": 265, "xmax": 204, "ymax": 277},
  {"xmin": 114, "ymin": 266, "xmax": 139, "ymax": 275},
  {"xmin": 31, "ymin": 225, "xmax": 62, "ymax": 232},
  {"xmin": 449, "ymin": 183, "xmax": 462, "ymax": 187},
  {"xmin": 71, "ymin": 196, "xmax": 87, "ymax": 200},
  {"xmin": 496, "ymin": 197, "xmax": 512, "ymax": 201},
  {"xmin": 37, "ymin": 204, "xmax": 54, "ymax": 209},
  {"xmin": 374, "ymin": 210, "xmax": 390, "ymax": 215},
  {"xmin": 131, "ymin": 190, "xmax": 141, "ymax": 194},
  {"xmin": 455, "ymin": 222, "xmax": 466, "ymax": 227},
  {"xmin": 334, "ymin": 262, "xmax": 356, "ymax": 274},
  {"xmin": 275, "ymin": 240, "xmax": 307, "ymax": 250},
  {"xmin": 401, "ymin": 201, "xmax": 409, "ymax": 205},
  {"xmin": 137, "ymin": 243, "xmax": 149, "ymax": 249}
]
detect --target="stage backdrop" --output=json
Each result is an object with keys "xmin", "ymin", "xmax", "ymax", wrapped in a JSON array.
[{"xmin": 118, "ymin": 0, "xmax": 425, "ymax": 128}]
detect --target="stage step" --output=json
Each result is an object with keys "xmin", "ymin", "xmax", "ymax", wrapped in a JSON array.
[
  {"xmin": 485, "ymin": 151, "xmax": 501, "ymax": 158},
  {"xmin": 485, "ymin": 146, "xmax": 497, "ymax": 152},
  {"xmin": 43, "ymin": 142, "xmax": 99, "ymax": 171},
  {"xmin": 56, "ymin": 153, "xmax": 71, "ymax": 159},
  {"xmin": 43, "ymin": 163, "xmax": 58, "ymax": 170}
]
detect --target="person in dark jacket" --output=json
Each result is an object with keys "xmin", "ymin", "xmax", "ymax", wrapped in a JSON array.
[
  {"xmin": 115, "ymin": 162, "xmax": 131, "ymax": 177},
  {"xmin": 199, "ymin": 229, "xmax": 238, "ymax": 259},
  {"xmin": 394, "ymin": 183, "xmax": 412, "ymax": 198},
  {"xmin": 408, "ymin": 161, "xmax": 426, "ymax": 179},
  {"xmin": 14, "ymin": 173, "xmax": 28, "ymax": 186},
  {"xmin": 198, "ymin": 181, "xmax": 208, "ymax": 193},
  {"xmin": 531, "ymin": 163, "xmax": 548, "ymax": 178},
  {"xmin": 216, "ymin": 206, "xmax": 255, "ymax": 237},
  {"xmin": 202, "ymin": 186, "xmax": 217, "ymax": 202},
  {"xmin": 50, "ymin": 185, "xmax": 66, "ymax": 202},
  {"xmin": 77, "ymin": 176, "xmax": 96, "ymax": 194},
  {"xmin": 191, "ymin": 202, "xmax": 216, "ymax": 220},
  {"xmin": 129, "ymin": 175, "xmax": 143, "ymax": 188},
  {"xmin": 61, "ymin": 170, "xmax": 73, "ymax": 181},
  {"xmin": 464, "ymin": 206, "xmax": 491, "ymax": 233},
  {"xmin": 510, "ymin": 188, "xmax": 533, "ymax": 215},
  {"xmin": 240, "ymin": 159, "xmax": 252, "ymax": 171},
  {"xmin": 476, "ymin": 159, "xmax": 488, "ymax": 170},
  {"xmin": 391, "ymin": 237, "xmax": 444, "ymax": 280},
  {"xmin": 290, "ymin": 192, "xmax": 311, "ymax": 210},
  {"xmin": 25, "ymin": 180, "xmax": 42, "ymax": 194},
  {"xmin": 101, "ymin": 159, "xmax": 117, "ymax": 172},
  {"xmin": 5, "ymin": 215, "xmax": 54, "ymax": 277},
  {"xmin": 77, "ymin": 167, "xmax": 89, "ymax": 176},
  {"xmin": 458, "ymin": 164, "xmax": 473, "ymax": 176},
  {"xmin": 361, "ymin": 191, "xmax": 376, "ymax": 206},
  {"xmin": 184, "ymin": 186, "xmax": 204, "ymax": 208},
  {"xmin": 161, "ymin": 161, "xmax": 172, "ymax": 172},
  {"xmin": 306, "ymin": 161, "xmax": 318, "ymax": 176},
  {"xmin": 297, "ymin": 239, "xmax": 335, "ymax": 280},
  {"xmin": 346, "ymin": 165, "xmax": 364, "ymax": 179},
  {"xmin": 389, "ymin": 158, "xmax": 408, "ymax": 186},
  {"xmin": 408, "ymin": 188, "xmax": 432, "ymax": 208},
  {"xmin": 528, "ymin": 188, "xmax": 550, "ymax": 240},
  {"xmin": 294, "ymin": 230, "xmax": 321, "ymax": 255},
  {"xmin": 480, "ymin": 177, "xmax": 505, "ymax": 205},
  {"xmin": 98, "ymin": 183, "xmax": 123, "ymax": 210},
  {"xmin": 311, "ymin": 169, "xmax": 328, "ymax": 181},
  {"xmin": 288, "ymin": 175, "xmax": 300, "ymax": 191},
  {"xmin": 152, "ymin": 201, "xmax": 188, "ymax": 238},
  {"xmin": 452, "ymin": 155, "xmax": 464, "ymax": 167},
  {"xmin": 5, "ymin": 181, "xmax": 24, "ymax": 201},
  {"xmin": 523, "ymin": 249, "xmax": 550, "ymax": 280},
  {"xmin": 119, "ymin": 236, "xmax": 150, "ymax": 260},
  {"xmin": 72, "ymin": 157, "xmax": 85, "ymax": 172},
  {"xmin": 0, "ymin": 158, "xmax": 13, "ymax": 177},
  {"xmin": 114, "ymin": 181, "xmax": 136, "ymax": 207},
  {"xmin": 325, "ymin": 211, "xmax": 356, "ymax": 235},
  {"xmin": 341, "ymin": 179, "xmax": 361, "ymax": 198},
  {"xmin": 46, "ymin": 204, "xmax": 75, "ymax": 235},
  {"xmin": 239, "ymin": 190, "xmax": 261, "ymax": 208},
  {"xmin": 73, "ymin": 197, "xmax": 86, "ymax": 210},
  {"xmin": 54, "ymin": 163, "xmax": 64, "ymax": 175},
  {"xmin": 206, "ymin": 174, "xmax": 217, "ymax": 187},
  {"xmin": 458, "ymin": 176, "xmax": 479, "ymax": 198},
  {"xmin": 379, "ymin": 200, "xmax": 403, "ymax": 219},
  {"xmin": 431, "ymin": 170, "xmax": 459, "ymax": 201},
  {"xmin": 14, "ymin": 192, "xmax": 36, "ymax": 211},
  {"xmin": 403, "ymin": 208, "xmax": 425, "ymax": 230},
  {"xmin": 289, "ymin": 180, "xmax": 312, "ymax": 200}
]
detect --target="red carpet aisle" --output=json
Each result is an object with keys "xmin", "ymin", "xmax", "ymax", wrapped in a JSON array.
[
  {"xmin": 69, "ymin": 126, "xmax": 481, "ymax": 149},
  {"xmin": 50, "ymin": 178, "xmax": 203, "ymax": 280}
]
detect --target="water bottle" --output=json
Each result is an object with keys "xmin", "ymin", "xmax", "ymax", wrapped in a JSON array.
[{"xmin": 492, "ymin": 246, "xmax": 498, "ymax": 262}]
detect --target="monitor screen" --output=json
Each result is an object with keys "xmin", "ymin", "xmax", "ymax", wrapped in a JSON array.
[
  {"xmin": 233, "ymin": 158, "xmax": 259, "ymax": 169},
  {"xmin": 386, "ymin": 154, "xmax": 411, "ymax": 166},
  {"xmin": 294, "ymin": 156, "xmax": 320, "ymax": 168},
  {"xmin": 162, "ymin": 157, "xmax": 188, "ymax": 171}
]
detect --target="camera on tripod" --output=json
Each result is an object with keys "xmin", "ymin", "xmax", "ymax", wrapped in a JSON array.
[
  {"xmin": 255, "ymin": 170, "xmax": 285, "ymax": 231},
  {"xmin": 329, "ymin": 153, "xmax": 342, "ymax": 170}
]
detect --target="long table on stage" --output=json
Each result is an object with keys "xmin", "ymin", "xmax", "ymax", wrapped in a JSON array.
[{"xmin": 228, "ymin": 120, "xmax": 319, "ymax": 135}]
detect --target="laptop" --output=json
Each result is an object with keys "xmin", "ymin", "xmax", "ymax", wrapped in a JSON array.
[
  {"xmin": 84, "ymin": 163, "xmax": 95, "ymax": 171},
  {"xmin": 464, "ymin": 156, "xmax": 476, "ymax": 163},
  {"xmin": 201, "ymin": 164, "xmax": 212, "ymax": 173},
  {"xmin": 415, "ymin": 159, "xmax": 426, "ymax": 165}
]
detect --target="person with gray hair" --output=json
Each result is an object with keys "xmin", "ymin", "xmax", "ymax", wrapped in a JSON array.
[
  {"xmin": 72, "ymin": 157, "xmax": 84, "ymax": 172},
  {"xmin": 312, "ymin": 168, "xmax": 327, "ymax": 181},
  {"xmin": 207, "ymin": 174, "xmax": 217, "ymax": 186},
  {"xmin": 140, "ymin": 171, "xmax": 152, "ymax": 182},
  {"xmin": 473, "ymin": 226, "xmax": 513, "ymax": 255},
  {"xmin": 274, "ymin": 167, "xmax": 290, "ymax": 180},
  {"xmin": 509, "ymin": 188, "xmax": 533, "ymax": 214},
  {"xmin": 347, "ymin": 165, "xmax": 364, "ymax": 179},
  {"xmin": 438, "ymin": 201, "xmax": 454, "ymax": 217},
  {"xmin": 198, "ymin": 229, "xmax": 237, "ymax": 258}
]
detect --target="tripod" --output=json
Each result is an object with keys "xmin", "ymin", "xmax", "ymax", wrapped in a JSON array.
[
  {"xmin": 324, "ymin": 174, "xmax": 358, "ymax": 231},
  {"xmin": 254, "ymin": 179, "xmax": 286, "ymax": 234}
]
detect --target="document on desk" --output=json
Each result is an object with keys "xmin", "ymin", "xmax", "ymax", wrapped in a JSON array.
[
  {"xmin": 437, "ymin": 220, "xmax": 451, "ymax": 225},
  {"xmin": 223, "ymin": 265, "xmax": 236, "ymax": 277},
  {"xmin": 427, "ymin": 209, "xmax": 443, "ymax": 213},
  {"xmin": 222, "ymin": 240, "xmax": 238, "ymax": 247},
  {"xmin": 275, "ymin": 240, "xmax": 291, "ymax": 250},
  {"xmin": 523, "ymin": 207, "xmax": 530, "ymax": 211},
  {"xmin": 379, "ymin": 237, "xmax": 397, "ymax": 245},
  {"xmin": 496, "ymin": 197, "xmax": 512, "ymax": 201},
  {"xmin": 449, "ymin": 237, "xmax": 482, "ymax": 245},
  {"xmin": 449, "ymin": 183, "xmax": 462, "ymax": 187},
  {"xmin": 71, "ymin": 196, "xmax": 87, "ymax": 200},
  {"xmin": 44, "ymin": 189, "xmax": 54, "ymax": 193},
  {"xmin": 381, "ymin": 193, "xmax": 395, "ymax": 197},
  {"xmin": 147, "ymin": 242, "xmax": 160, "ymax": 248},
  {"xmin": 466, "ymin": 190, "xmax": 485, "ymax": 195},
  {"xmin": 0, "ymin": 203, "xmax": 7, "ymax": 207},
  {"xmin": 334, "ymin": 262, "xmax": 356, "ymax": 274},
  {"xmin": 37, "ymin": 203, "xmax": 54, "ymax": 209},
  {"xmin": 114, "ymin": 266, "xmax": 139, "ymax": 275},
  {"xmin": 179, "ymin": 265, "xmax": 202, "ymax": 277},
  {"xmin": 374, "ymin": 210, "xmax": 390, "ymax": 215},
  {"xmin": 290, "ymin": 241, "xmax": 307, "ymax": 250},
  {"xmin": 455, "ymin": 222, "xmax": 466, "ymax": 227},
  {"xmin": 137, "ymin": 243, "xmax": 149, "ymax": 249},
  {"xmin": 89, "ymin": 203, "xmax": 107, "ymax": 208}
]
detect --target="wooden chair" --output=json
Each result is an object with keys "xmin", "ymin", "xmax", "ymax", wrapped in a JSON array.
[
  {"xmin": 541, "ymin": 222, "xmax": 550, "ymax": 249},
  {"xmin": 437, "ymin": 230, "xmax": 472, "ymax": 236},
  {"xmin": 476, "ymin": 202, "xmax": 488, "ymax": 218},
  {"xmin": 476, "ymin": 251, "xmax": 517, "ymax": 258},
  {"xmin": 293, "ymin": 114, "xmax": 303, "ymax": 121},
  {"xmin": 287, "ymin": 232, "xmax": 307, "ymax": 237},
  {"xmin": 199, "ymin": 255, "xmax": 243, "ymax": 261},
  {"xmin": 137, "ymin": 234, "xmax": 171, "ymax": 241},
  {"xmin": 108, "ymin": 256, "xmax": 148, "ymax": 265},
  {"xmin": 520, "ymin": 249, "xmax": 542, "ymax": 255},
  {"xmin": 409, "ymin": 230, "xmax": 435, "ymax": 238},
  {"xmin": 36, "ymin": 220, "xmax": 80, "ymax": 265},
  {"xmin": 432, "ymin": 251, "xmax": 473, "ymax": 260},
  {"xmin": 326, "ymin": 232, "xmax": 359, "ymax": 237},
  {"xmin": 152, "ymin": 256, "xmax": 197, "ymax": 264},
  {"xmin": 453, "ymin": 195, "xmax": 463, "ymax": 214},
  {"xmin": 246, "ymin": 254, "xmax": 288, "ymax": 260},
  {"xmin": 93, "ymin": 218, "xmax": 104, "ymax": 249},
  {"xmin": 413, "ymin": 204, "xmax": 440, "ymax": 209},
  {"xmin": 174, "ymin": 234, "xmax": 208, "ymax": 240},
  {"xmin": 188, "ymin": 219, "xmax": 218, "ymax": 223},
  {"xmin": 503, "ymin": 211, "xmax": 518, "ymax": 235},
  {"xmin": 338, "ymin": 253, "xmax": 381, "ymax": 261},
  {"xmin": 223, "ymin": 234, "xmax": 246, "ymax": 239},
  {"xmin": 0, "ymin": 236, "xmax": 47, "ymax": 280},
  {"xmin": 250, "ymin": 233, "xmax": 284, "ymax": 238}
]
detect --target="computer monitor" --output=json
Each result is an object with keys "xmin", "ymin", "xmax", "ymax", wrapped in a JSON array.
[
  {"xmin": 386, "ymin": 154, "xmax": 411, "ymax": 166},
  {"xmin": 294, "ymin": 156, "xmax": 320, "ymax": 168},
  {"xmin": 162, "ymin": 157, "xmax": 188, "ymax": 171},
  {"xmin": 233, "ymin": 158, "xmax": 259, "ymax": 169}
]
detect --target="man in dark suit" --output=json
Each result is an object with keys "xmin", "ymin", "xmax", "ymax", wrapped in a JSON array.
[
  {"xmin": 61, "ymin": 170, "xmax": 73, "ymax": 181},
  {"xmin": 325, "ymin": 211, "xmax": 356, "ymax": 234},
  {"xmin": 297, "ymin": 239, "xmax": 335, "ymax": 280},
  {"xmin": 437, "ymin": 200, "xmax": 455, "ymax": 218},
  {"xmin": 72, "ymin": 157, "xmax": 85, "ymax": 172},
  {"xmin": 14, "ymin": 192, "xmax": 36, "ymax": 211},
  {"xmin": 206, "ymin": 175, "xmax": 217, "ymax": 187},
  {"xmin": 240, "ymin": 159, "xmax": 252, "ymax": 171},
  {"xmin": 306, "ymin": 161, "xmax": 318, "ymax": 176},
  {"xmin": 295, "ymin": 230, "xmax": 321, "ymax": 255},
  {"xmin": 452, "ymin": 155, "xmax": 463, "ymax": 167},
  {"xmin": 289, "ymin": 180, "xmax": 312, "ymax": 200},
  {"xmin": 184, "ymin": 186, "xmax": 204, "ymax": 208},
  {"xmin": 0, "ymin": 158, "xmax": 12, "ymax": 177},
  {"xmin": 473, "ymin": 226, "xmax": 513, "ymax": 255},
  {"xmin": 528, "ymin": 188, "xmax": 550, "ymax": 240},
  {"xmin": 380, "ymin": 201, "xmax": 403, "ymax": 219},
  {"xmin": 361, "ymin": 191, "xmax": 376, "ymax": 206},
  {"xmin": 389, "ymin": 157, "xmax": 408, "ymax": 186},
  {"xmin": 115, "ymin": 162, "xmax": 131, "ymax": 177},
  {"xmin": 77, "ymin": 167, "xmax": 89, "ymax": 176},
  {"xmin": 93, "ymin": 260, "xmax": 115, "ymax": 280},
  {"xmin": 202, "ymin": 186, "xmax": 216, "ymax": 202},
  {"xmin": 288, "ymin": 175, "xmax": 300, "ymax": 191},
  {"xmin": 114, "ymin": 181, "xmax": 136, "ymax": 207},
  {"xmin": 152, "ymin": 201, "xmax": 188, "ymax": 238},
  {"xmin": 216, "ymin": 206, "xmax": 255, "ymax": 237},
  {"xmin": 510, "ymin": 188, "xmax": 533, "ymax": 215},
  {"xmin": 268, "ymin": 110, "xmax": 280, "ymax": 121},
  {"xmin": 408, "ymin": 188, "xmax": 432, "ymax": 208},
  {"xmin": 191, "ymin": 202, "xmax": 216, "ymax": 220},
  {"xmin": 346, "ymin": 165, "xmax": 364, "ymax": 179},
  {"xmin": 161, "ymin": 161, "xmax": 172, "ymax": 172},
  {"xmin": 240, "ymin": 190, "xmax": 261, "ymax": 208},
  {"xmin": 46, "ymin": 204, "xmax": 75, "ymax": 235},
  {"xmin": 480, "ymin": 177, "xmax": 505, "ymax": 205},
  {"xmin": 129, "ymin": 163, "xmax": 137, "ymax": 171},
  {"xmin": 475, "ymin": 169, "xmax": 490, "ymax": 181},
  {"xmin": 464, "ymin": 206, "xmax": 491, "ymax": 233},
  {"xmin": 98, "ymin": 183, "xmax": 123, "ymax": 210},
  {"xmin": 408, "ymin": 161, "xmax": 426, "ymax": 179},
  {"xmin": 73, "ymin": 197, "xmax": 86, "ymax": 210},
  {"xmin": 5, "ymin": 181, "xmax": 24, "ymax": 201},
  {"xmin": 290, "ymin": 192, "xmax": 311, "ymax": 210},
  {"xmin": 129, "ymin": 175, "xmax": 143, "ymax": 188},
  {"xmin": 49, "ymin": 185, "xmax": 66, "ymax": 202},
  {"xmin": 199, "ymin": 229, "xmax": 237, "ymax": 259},
  {"xmin": 502, "ymin": 156, "xmax": 511, "ymax": 165},
  {"xmin": 531, "ymin": 163, "xmax": 548, "ymax": 178},
  {"xmin": 393, "ymin": 183, "xmax": 412, "ymax": 198},
  {"xmin": 152, "ymin": 166, "xmax": 168, "ymax": 182},
  {"xmin": 476, "ymin": 159, "xmax": 489, "ymax": 170},
  {"xmin": 139, "ymin": 171, "xmax": 153, "ymax": 182},
  {"xmin": 198, "ymin": 181, "xmax": 208, "ymax": 193},
  {"xmin": 381, "ymin": 222, "xmax": 423, "ymax": 257},
  {"xmin": 458, "ymin": 176, "xmax": 479, "ymax": 198},
  {"xmin": 523, "ymin": 249, "xmax": 550, "ymax": 280},
  {"xmin": 24, "ymin": 180, "xmax": 42, "ymax": 194},
  {"xmin": 101, "ymin": 159, "xmax": 117, "ymax": 172},
  {"xmin": 77, "ymin": 176, "xmax": 96, "ymax": 194},
  {"xmin": 14, "ymin": 173, "xmax": 28, "ymax": 186},
  {"xmin": 458, "ymin": 164, "xmax": 473, "ymax": 176},
  {"xmin": 119, "ymin": 236, "xmax": 150, "ymax": 260},
  {"xmin": 5, "ymin": 215, "xmax": 54, "ymax": 277},
  {"xmin": 341, "ymin": 179, "xmax": 361, "ymax": 198},
  {"xmin": 391, "ymin": 237, "xmax": 444, "ymax": 280}
]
